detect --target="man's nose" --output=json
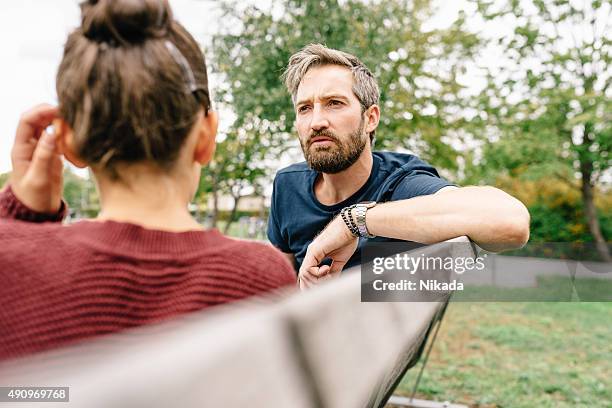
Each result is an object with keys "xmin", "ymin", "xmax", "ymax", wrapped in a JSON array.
[{"xmin": 310, "ymin": 104, "xmax": 329, "ymax": 132}]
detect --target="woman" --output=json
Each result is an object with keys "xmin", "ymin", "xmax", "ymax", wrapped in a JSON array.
[{"xmin": 0, "ymin": 0, "xmax": 295, "ymax": 361}]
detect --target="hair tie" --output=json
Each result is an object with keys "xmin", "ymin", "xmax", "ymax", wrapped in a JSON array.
[{"xmin": 165, "ymin": 40, "xmax": 198, "ymax": 93}]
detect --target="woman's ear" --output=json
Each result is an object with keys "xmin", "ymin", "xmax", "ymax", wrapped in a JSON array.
[
  {"xmin": 53, "ymin": 119, "xmax": 87, "ymax": 168},
  {"xmin": 194, "ymin": 111, "xmax": 218, "ymax": 165}
]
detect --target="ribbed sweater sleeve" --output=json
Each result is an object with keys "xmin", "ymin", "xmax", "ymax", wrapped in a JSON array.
[{"xmin": 0, "ymin": 186, "xmax": 66, "ymax": 223}]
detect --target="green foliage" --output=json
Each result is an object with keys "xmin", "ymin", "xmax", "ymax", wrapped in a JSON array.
[
  {"xmin": 486, "ymin": 176, "xmax": 611, "ymax": 244},
  {"xmin": 0, "ymin": 172, "xmax": 9, "ymax": 189},
  {"xmin": 471, "ymin": 0, "xmax": 611, "ymax": 252},
  {"xmin": 62, "ymin": 167, "xmax": 99, "ymax": 217},
  {"xmin": 196, "ymin": 128, "xmax": 268, "ymax": 229},
  {"xmin": 472, "ymin": 0, "xmax": 610, "ymax": 182},
  {"xmin": 528, "ymin": 203, "xmax": 586, "ymax": 242},
  {"xmin": 211, "ymin": 0, "xmax": 483, "ymax": 175},
  {"xmin": 526, "ymin": 202, "xmax": 612, "ymax": 244}
]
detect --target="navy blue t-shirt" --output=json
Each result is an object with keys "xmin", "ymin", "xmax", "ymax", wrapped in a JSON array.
[{"xmin": 267, "ymin": 151, "xmax": 454, "ymax": 271}]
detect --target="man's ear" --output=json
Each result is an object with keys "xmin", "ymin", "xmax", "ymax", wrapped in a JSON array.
[
  {"xmin": 53, "ymin": 119, "xmax": 87, "ymax": 168},
  {"xmin": 194, "ymin": 110, "xmax": 218, "ymax": 165},
  {"xmin": 365, "ymin": 104, "xmax": 380, "ymax": 134}
]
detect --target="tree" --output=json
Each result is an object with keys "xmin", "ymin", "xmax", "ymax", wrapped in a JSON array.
[
  {"xmin": 492, "ymin": 175, "xmax": 611, "ymax": 245},
  {"xmin": 62, "ymin": 167, "xmax": 99, "ymax": 218},
  {"xmin": 209, "ymin": 0, "xmax": 484, "ymax": 187},
  {"xmin": 473, "ymin": 0, "xmax": 611, "ymax": 260},
  {"xmin": 197, "ymin": 127, "xmax": 268, "ymax": 233}
]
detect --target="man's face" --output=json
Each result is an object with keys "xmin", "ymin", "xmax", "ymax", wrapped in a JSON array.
[{"xmin": 294, "ymin": 65, "xmax": 368, "ymax": 174}]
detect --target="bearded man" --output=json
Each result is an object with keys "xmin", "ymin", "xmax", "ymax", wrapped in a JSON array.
[{"xmin": 267, "ymin": 44, "xmax": 530, "ymax": 288}]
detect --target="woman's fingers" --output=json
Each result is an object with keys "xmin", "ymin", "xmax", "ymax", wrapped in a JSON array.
[
  {"xmin": 10, "ymin": 105, "xmax": 64, "ymax": 214},
  {"xmin": 11, "ymin": 105, "xmax": 60, "ymax": 181},
  {"xmin": 14, "ymin": 104, "xmax": 59, "ymax": 145},
  {"xmin": 29, "ymin": 131, "xmax": 60, "ymax": 180}
]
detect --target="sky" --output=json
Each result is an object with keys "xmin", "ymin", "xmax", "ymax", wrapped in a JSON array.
[
  {"xmin": 0, "ymin": 0, "xmax": 222, "ymax": 173},
  {"xmin": 0, "ymin": 0, "xmax": 477, "ymax": 174}
]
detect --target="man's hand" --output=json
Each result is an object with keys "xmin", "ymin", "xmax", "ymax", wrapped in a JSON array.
[
  {"xmin": 9, "ymin": 104, "xmax": 63, "ymax": 213},
  {"xmin": 298, "ymin": 215, "xmax": 358, "ymax": 290}
]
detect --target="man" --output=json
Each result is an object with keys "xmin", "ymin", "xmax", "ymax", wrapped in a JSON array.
[{"xmin": 267, "ymin": 44, "xmax": 530, "ymax": 288}]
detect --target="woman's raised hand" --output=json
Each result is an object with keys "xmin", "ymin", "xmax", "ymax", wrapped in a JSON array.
[{"xmin": 9, "ymin": 104, "xmax": 64, "ymax": 213}]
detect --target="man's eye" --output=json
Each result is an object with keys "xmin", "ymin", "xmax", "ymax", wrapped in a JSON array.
[
  {"xmin": 298, "ymin": 105, "xmax": 311, "ymax": 113},
  {"xmin": 329, "ymin": 100, "xmax": 343, "ymax": 106}
]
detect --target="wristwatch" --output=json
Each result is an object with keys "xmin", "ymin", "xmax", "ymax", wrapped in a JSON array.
[{"xmin": 354, "ymin": 201, "xmax": 376, "ymax": 238}]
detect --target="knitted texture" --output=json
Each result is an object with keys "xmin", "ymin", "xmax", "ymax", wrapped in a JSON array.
[{"xmin": 0, "ymin": 187, "xmax": 296, "ymax": 361}]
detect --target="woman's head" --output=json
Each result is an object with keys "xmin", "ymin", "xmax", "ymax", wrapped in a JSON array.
[{"xmin": 56, "ymin": 0, "xmax": 216, "ymax": 181}]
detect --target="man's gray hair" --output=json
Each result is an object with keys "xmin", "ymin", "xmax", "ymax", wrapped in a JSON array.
[{"xmin": 282, "ymin": 44, "xmax": 380, "ymax": 142}]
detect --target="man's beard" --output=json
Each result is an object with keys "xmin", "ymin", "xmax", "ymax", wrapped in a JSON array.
[{"xmin": 301, "ymin": 119, "xmax": 367, "ymax": 174}]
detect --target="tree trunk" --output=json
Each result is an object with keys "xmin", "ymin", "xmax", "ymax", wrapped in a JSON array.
[
  {"xmin": 211, "ymin": 189, "xmax": 219, "ymax": 228},
  {"xmin": 208, "ymin": 170, "xmax": 219, "ymax": 228},
  {"xmin": 223, "ymin": 195, "xmax": 241, "ymax": 235},
  {"xmin": 579, "ymin": 126, "xmax": 610, "ymax": 262},
  {"xmin": 580, "ymin": 173, "xmax": 610, "ymax": 262}
]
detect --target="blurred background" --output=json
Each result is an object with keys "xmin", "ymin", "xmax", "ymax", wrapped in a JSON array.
[{"xmin": 0, "ymin": 1, "xmax": 610, "ymax": 406}]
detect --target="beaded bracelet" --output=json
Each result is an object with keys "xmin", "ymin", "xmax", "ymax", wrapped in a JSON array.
[{"xmin": 340, "ymin": 205, "xmax": 359, "ymax": 237}]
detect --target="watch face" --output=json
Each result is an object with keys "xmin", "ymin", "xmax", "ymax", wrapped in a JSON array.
[{"xmin": 358, "ymin": 201, "xmax": 377, "ymax": 208}]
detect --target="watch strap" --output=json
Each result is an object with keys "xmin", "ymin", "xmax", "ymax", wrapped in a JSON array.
[{"xmin": 354, "ymin": 202, "xmax": 376, "ymax": 238}]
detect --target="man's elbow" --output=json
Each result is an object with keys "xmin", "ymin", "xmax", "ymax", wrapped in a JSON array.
[
  {"xmin": 496, "ymin": 203, "xmax": 531, "ymax": 250},
  {"xmin": 477, "ymin": 197, "xmax": 530, "ymax": 252},
  {"xmin": 507, "ymin": 208, "xmax": 530, "ymax": 248}
]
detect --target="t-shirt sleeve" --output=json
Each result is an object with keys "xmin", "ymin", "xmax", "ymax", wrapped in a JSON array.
[
  {"xmin": 267, "ymin": 176, "xmax": 291, "ymax": 253},
  {"xmin": 390, "ymin": 169, "xmax": 455, "ymax": 201}
]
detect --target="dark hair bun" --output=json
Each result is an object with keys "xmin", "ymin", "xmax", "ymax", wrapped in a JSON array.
[{"xmin": 81, "ymin": 0, "xmax": 171, "ymax": 45}]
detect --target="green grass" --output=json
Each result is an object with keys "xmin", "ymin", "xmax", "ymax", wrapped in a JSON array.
[
  {"xmin": 394, "ymin": 302, "xmax": 612, "ymax": 407},
  {"xmin": 454, "ymin": 276, "xmax": 612, "ymax": 302}
]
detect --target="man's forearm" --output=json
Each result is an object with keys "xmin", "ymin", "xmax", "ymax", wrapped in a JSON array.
[{"xmin": 365, "ymin": 186, "xmax": 530, "ymax": 252}]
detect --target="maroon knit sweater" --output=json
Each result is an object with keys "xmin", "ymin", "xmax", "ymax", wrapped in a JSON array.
[{"xmin": 0, "ymin": 187, "xmax": 296, "ymax": 361}]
